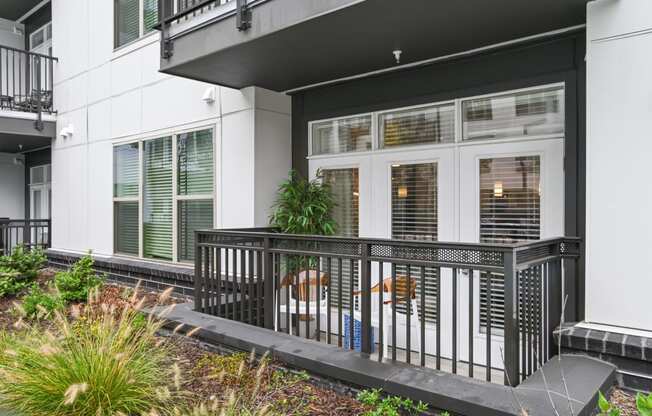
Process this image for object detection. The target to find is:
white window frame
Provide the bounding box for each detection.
[112,126,217,263]
[307,82,565,159]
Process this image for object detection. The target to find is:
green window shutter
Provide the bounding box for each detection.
[178,200,213,262]
[114,201,139,255]
[143,137,173,261]
[143,0,159,34]
[115,0,139,47]
[113,143,139,197]
[177,129,214,196]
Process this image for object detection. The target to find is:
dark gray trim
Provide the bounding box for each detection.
[557,323,652,391]
[47,249,195,297]
[158,0,587,92]
[291,31,587,321]
[22,4,51,51]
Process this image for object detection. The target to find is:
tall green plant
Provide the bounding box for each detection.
[270,170,336,236]
[0,292,177,416]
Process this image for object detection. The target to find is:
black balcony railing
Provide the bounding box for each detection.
[0,45,57,116]
[194,228,580,387]
[157,0,246,59]
[0,218,51,256]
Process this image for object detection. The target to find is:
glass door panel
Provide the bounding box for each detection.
[458,139,564,372]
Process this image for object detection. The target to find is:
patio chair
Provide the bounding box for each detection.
[275,269,329,333]
[353,275,421,359]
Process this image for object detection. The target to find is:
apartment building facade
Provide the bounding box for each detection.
[1,0,652,398]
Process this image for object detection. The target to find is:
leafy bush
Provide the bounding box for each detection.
[0,245,46,296]
[21,285,65,318]
[0,295,176,416]
[54,253,104,303]
[357,388,428,416]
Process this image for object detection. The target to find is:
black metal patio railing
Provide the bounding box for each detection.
[194,228,580,387]
[0,219,51,256]
[0,45,57,115]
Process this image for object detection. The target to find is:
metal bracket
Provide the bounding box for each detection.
[162,38,174,59]
[236,0,252,31]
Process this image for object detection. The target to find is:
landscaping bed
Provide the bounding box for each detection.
[0,248,435,416]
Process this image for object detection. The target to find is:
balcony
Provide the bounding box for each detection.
[193,228,581,387]
[0,44,57,152]
[158,0,588,92]
[0,218,51,256]
[0,45,56,115]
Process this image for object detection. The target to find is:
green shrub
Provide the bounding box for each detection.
[0,245,46,297]
[54,253,104,303]
[21,285,64,318]
[357,388,428,416]
[637,392,652,416]
[0,297,176,416]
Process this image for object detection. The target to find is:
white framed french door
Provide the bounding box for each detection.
[457,138,565,370]
[306,83,566,370]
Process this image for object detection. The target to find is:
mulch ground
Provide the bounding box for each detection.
[610,387,639,416]
[168,335,370,415]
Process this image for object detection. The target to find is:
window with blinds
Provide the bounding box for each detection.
[114,0,161,48]
[177,129,213,196]
[113,143,139,197]
[322,168,359,309]
[391,163,439,323]
[178,200,213,262]
[113,129,214,262]
[177,129,214,262]
[380,104,455,148]
[113,144,140,256]
[479,156,541,333]
[143,137,173,261]
[115,0,139,48]
[143,0,159,34]
[311,115,372,155]
[463,86,564,141]
[114,201,139,255]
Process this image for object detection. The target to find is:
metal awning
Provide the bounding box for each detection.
[160,0,588,92]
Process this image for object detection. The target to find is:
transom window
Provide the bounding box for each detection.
[112,128,214,262]
[309,84,564,156]
[114,0,160,48]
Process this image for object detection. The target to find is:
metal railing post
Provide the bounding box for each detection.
[360,241,372,355]
[46,219,52,248]
[263,236,274,329]
[159,0,173,59]
[548,241,563,359]
[34,57,43,131]
[503,249,520,386]
[194,231,203,312]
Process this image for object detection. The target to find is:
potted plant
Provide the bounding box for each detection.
[270,170,336,322]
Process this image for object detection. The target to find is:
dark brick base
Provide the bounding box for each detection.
[47,249,195,297]
[556,322,652,392]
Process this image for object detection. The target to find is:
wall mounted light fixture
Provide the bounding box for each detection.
[202,87,216,104]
